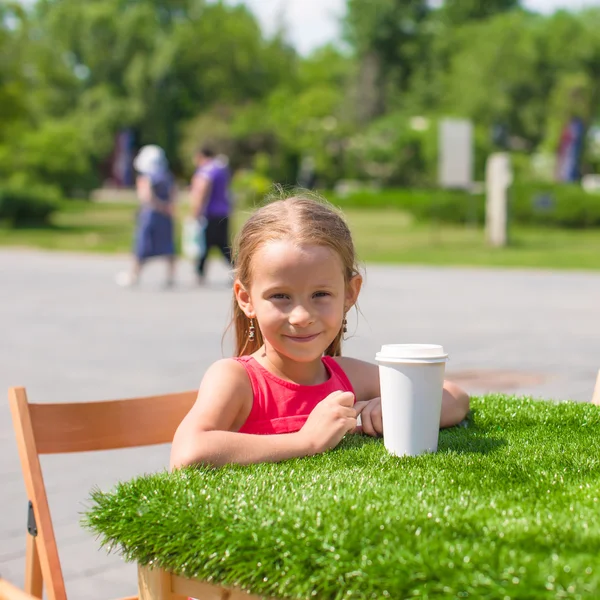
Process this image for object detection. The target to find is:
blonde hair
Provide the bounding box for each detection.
[230,192,360,357]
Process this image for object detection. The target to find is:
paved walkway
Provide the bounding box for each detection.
[1,249,599,597]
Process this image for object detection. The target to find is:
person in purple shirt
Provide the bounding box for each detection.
[190,146,233,283]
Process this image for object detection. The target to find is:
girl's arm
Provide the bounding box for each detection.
[170,359,362,469]
[439,379,471,428]
[335,357,470,434]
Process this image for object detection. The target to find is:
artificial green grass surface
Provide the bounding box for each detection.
[83,396,600,599]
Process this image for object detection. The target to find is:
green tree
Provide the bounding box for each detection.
[344,0,431,119]
[440,0,520,25]
[1,0,297,192]
[0,4,29,141]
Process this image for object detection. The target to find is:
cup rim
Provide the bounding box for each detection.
[375,343,448,363]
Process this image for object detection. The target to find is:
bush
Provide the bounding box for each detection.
[511,182,600,228]
[0,183,61,227]
[326,183,600,228]
[326,188,485,224]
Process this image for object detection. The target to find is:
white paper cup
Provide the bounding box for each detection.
[375,344,448,457]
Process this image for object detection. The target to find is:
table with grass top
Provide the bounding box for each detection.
[84,396,600,600]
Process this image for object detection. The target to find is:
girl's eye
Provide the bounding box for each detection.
[270,293,288,300]
[314,291,331,298]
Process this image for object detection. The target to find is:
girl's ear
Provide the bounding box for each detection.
[345,274,362,311]
[234,280,255,318]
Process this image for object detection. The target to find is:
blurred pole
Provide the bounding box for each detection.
[592,370,600,405]
[485,153,512,247]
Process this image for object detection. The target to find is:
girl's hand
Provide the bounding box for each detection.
[298,391,367,455]
[356,397,383,437]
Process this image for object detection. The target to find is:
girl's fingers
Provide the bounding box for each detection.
[372,407,383,435]
[353,400,370,415]
[361,403,377,437]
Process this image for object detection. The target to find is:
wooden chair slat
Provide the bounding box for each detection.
[28,391,196,454]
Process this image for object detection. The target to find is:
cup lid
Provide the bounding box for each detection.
[375,343,448,363]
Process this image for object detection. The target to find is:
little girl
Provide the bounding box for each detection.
[170,195,469,468]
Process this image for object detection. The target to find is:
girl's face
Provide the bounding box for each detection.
[235,240,361,364]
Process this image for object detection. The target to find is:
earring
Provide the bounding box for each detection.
[342,317,348,334]
[248,318,256,341]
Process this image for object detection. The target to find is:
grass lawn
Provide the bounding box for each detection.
[2,200,600,270]
[84,395,600,600]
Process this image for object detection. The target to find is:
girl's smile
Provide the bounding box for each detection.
[284,333,322,343]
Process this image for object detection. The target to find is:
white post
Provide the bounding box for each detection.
[592,370,600,405]
[485,152,513,247]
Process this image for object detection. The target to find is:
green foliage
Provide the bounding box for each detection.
[345,112,437,186]
[179,44,355,185]
[345,0,429,95]
[84,396,600,599]
[541,72,594,158]
[0,118,99,196]
[327,188,484,224]
[440,0,520,25]
[511,182,600,228]
[5,0,296,186]
[231,169,273,208]
[5,0,600,195]
[0,182,60,226]
[441,12,546,144]
[328,183,600,228]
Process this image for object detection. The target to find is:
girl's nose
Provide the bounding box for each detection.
[289,304,313,326]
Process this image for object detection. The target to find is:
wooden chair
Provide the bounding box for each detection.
[0,578,39,600]
[593,370,600,406]
[8,386,197,600]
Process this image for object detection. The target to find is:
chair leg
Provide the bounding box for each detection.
[25,535,43,599]
[593,369,600,406]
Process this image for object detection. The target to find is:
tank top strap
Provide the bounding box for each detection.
[322,356,354,394]
[231,355,261,399]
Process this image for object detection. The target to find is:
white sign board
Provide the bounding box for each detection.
[438,119,473,189]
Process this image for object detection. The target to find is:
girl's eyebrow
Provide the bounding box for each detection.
[262,285,287,294]
[262,283,336,294]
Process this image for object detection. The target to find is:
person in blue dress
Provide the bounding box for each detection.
[116,145,177,287]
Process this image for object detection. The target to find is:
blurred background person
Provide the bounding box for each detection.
[116,144,177,288]
[190,146,233,284]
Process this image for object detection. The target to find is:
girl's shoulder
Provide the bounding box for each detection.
[199,358,253,399]
[184,358,253,434]
[332,356,380,402]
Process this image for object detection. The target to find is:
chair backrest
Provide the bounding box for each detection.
[8,386,197,600]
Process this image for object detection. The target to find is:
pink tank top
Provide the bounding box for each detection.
[234,355,355,435]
